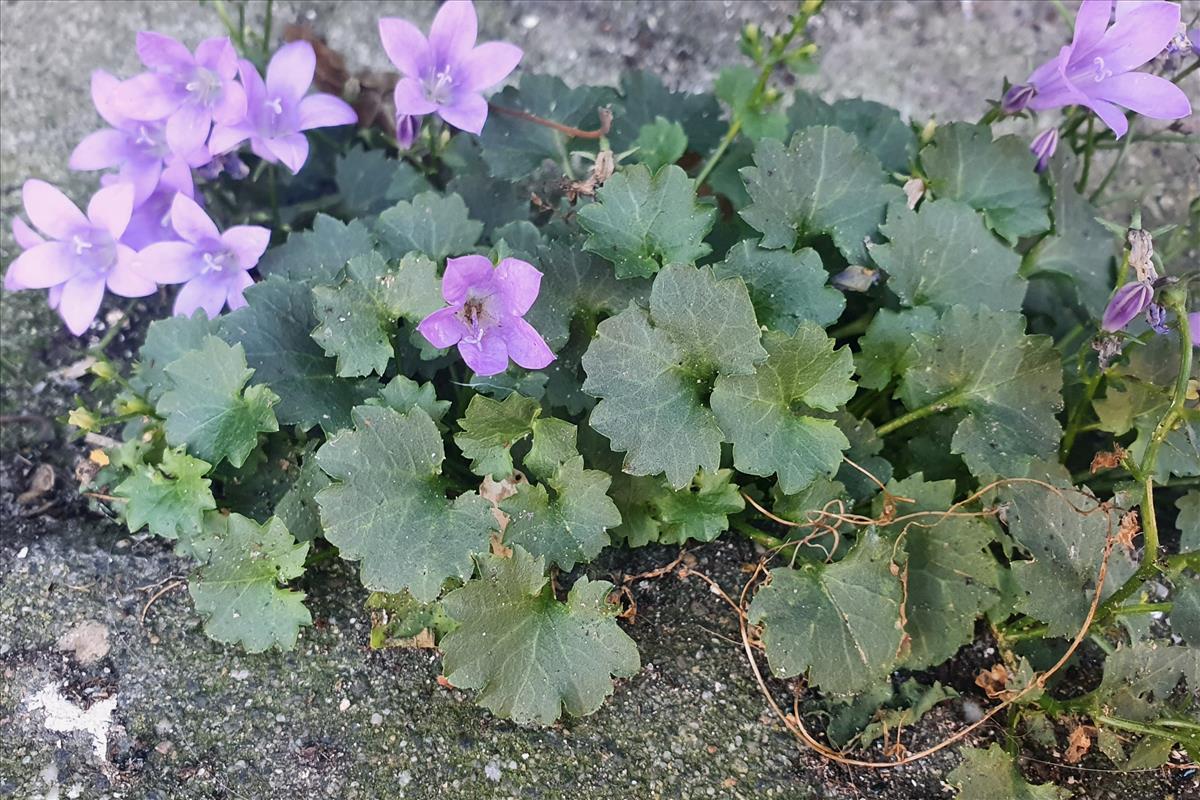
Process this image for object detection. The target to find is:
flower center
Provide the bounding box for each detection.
[458,294,496,345]
[71,229,118,275]
[266,97,284,115]
[72,235,93,256]
[423,67,455,105]
[201,249,233,274]
[1091,56,1113,83]
[185,67,223,106]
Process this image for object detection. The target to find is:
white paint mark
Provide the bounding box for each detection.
[26,683,117,760]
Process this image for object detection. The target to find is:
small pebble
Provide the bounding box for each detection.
[370,712,383,726]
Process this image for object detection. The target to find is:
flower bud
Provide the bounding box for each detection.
[1001,83,1036,115]
[1030,128,1058,173]
[68,407,99,432]
[1101,281,1154,332]
[88,360,118,382]
[801,0,824,16]
[117,397,153,416]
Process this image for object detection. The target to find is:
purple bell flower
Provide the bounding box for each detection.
[4,181,154,336]
[1030,128,1059,172]
[134,194,269,319]
[417,255,555,376]
[396,114,422,149]
[1101,280,1154,332]
[70,70,186,204]
[209,41,358,174]
[1022,0,1191,138]
[114,33,247,165]
[379,0,523,135]
[118,159,196,250]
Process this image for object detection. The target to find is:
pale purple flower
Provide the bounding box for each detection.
[4,181,154,336]
[196,151,249,181]
[396,114,422,149]
[118,158,196,250]
[1101,280,1154,331]
[8,216,66,311]
[114,33,247,165]
[1030,128,1059,172]
[417,255,555,376]
[1189,312,1200,346]
[1145,302,1170,335]
[208,41,357,174]
[1021,0,1191,138]
[134,194,269,318]
[1002,83,1037,115]
[378,0,523,135]
[70,70,186,204]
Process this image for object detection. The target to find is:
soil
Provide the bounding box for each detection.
[2,2,1199,799]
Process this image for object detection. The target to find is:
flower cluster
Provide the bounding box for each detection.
[6,33,355,334]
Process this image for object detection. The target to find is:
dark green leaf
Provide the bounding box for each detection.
[335,146,431,216]
[369,375,451,426]
[1171,575,1200,645]
[316,405,494,602]
[114,447,215,545]
[578,164,715,279]
[525,417,579,482]
[788,91,916,173]
[1178,492,1200,552]
[133,311,214,403]
[274,443,330,544]
[632,117,688,172]
[440,546,640,725]
[854,306,938,391]
[740,127,904,263]
[256,214,374,284]
[610,469,744,547]
[713,241,844,332]
[453,392,542,479]
[609,70,724,155]
[375,191,483,261]
[948,744,1068,800]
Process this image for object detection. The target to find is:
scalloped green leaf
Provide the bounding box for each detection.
[501,456,620,570]
[740,126,904,263]
[578,164,715,279]
[1098,640,1200,721]
[948,744,1068,800]
[582,263,767,488]
[219,278,373,433]
[712,324,856,493]
[478,74,616,179]
[525,417,579,482]
[788,91,916,173]
[869,198,1026,312]
[133,310,214,403]
[609,70,724,155]
[854,306,939,391]
[369,375,451,426]
[713,241,845,332]
[440,546,640,725]
[920,122,1051,244]
[311,251,443,377]
[335,146,431,216]
[749,528,904,697]
[189,513,311,653]
[453,392,542,480]
[114,447,215,544]
[610,469,744,547]
[375,191,483,261]
[315,405,495,602]
[256,213,374,285]
[158,336,279,469]
[273,443,330,544]
[633,117,688,172]
[1179,492,1200,552]
[898,306,1062,478]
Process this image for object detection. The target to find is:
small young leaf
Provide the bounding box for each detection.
[133,311,214,403]
[114,447,215,544]
[582,263,767,488]
[633,117,688,172]
[740,126,904,263]
[789,91,916,173]
[256,214,374,285]
[714,66,788,141]
[158,337,279,469]
[712,324,856,493]
[920,122,1051,244]
[610,469,744,547]
[316,405,495,602]
[369,375,451,426]
[454,392,542,479]
[899,306,1063,479]
[219,277,374,433]
[948,744,1068,800]
[525,417,579,482]
[189,513,311,653]
[501,456,621,570]
[578,164,715,279]
[440,546,640,725]
[375,191,483,261]
[749,529,904,697]
[870,199,1026,312]
[713,241,845,332]
[311,251,443,377]
[609,70,724,155]
[854,306,938,391]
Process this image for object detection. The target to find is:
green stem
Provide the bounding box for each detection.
[209,0,244,50]
[828,312,874,340]
[875,391,964,437]
[1075,115,1095,193]
[694,119,742,187]
[1000,602,1172,642]
[261,0,274,61]
[731,518,788,551]
[1095,714,1187,741]
[1090,132,1193,149]
[1060,371,1103,460]
[89,298,139,354]
[1088,117,1135,203]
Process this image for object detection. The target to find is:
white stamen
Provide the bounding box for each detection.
[266,97,284,115]
[424,68,455,104]
[72,235,93,255]
[135,125,157,147]
[1092,56,1113,82]
[201,251,228,274]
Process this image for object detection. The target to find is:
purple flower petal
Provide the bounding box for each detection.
[5,242,80,289]
[48,283,64,310]
[89,70,125,128]
[87,183,135,240]
[437,92,488,134]
[1090,71,1191,120]
[170,193,220,244]
[455,42,523,92]
[1089,1,1180,74]
[135,241,199,283]
[173,274,227,319]
[429,0,478,66]
[69,129,129,171]
[212,79,247,126]
[378,17,431,78]
[394,78,440,116]
[494,258,542,316]
[194,36,238,78]
[458,333,509,377]
[264,133,310,174]
[116,73,183,121]
[136,31,194,71]
[297,93,357,130]
[12,217,45,250]
[266,41,316,105]
[119,155,165,204]
[1189,312,1200,346]
[166,103,212,162]
[396,114,422,149]
[1101,280,1154,331]
[23,180,88,240]
[208,122,253,155]
[1070,0,1113,55]
[106,246,158,297]
[499,317,555,370]
[442,255,496,304]
[1030,128,1059,172]
[417,306,468,348]
[1082,97,1130,137]
[225,271,254,311]
[221,226,271,268]
[59,274,107,336]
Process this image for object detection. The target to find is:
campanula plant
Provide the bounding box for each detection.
[4,0,1198,792]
